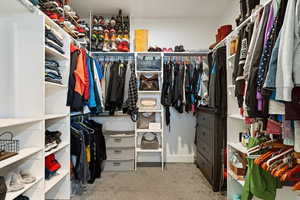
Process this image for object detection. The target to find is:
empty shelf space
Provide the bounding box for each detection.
[0,118,43,128]
[45,142,69,157]
[0,147,42,169]
[45,169,69,193]
[45,81,67,89]
[44,114,69,120]
[228,142,248,154]
[45,46,69,60]
[228,169,245,186]
[5,177,43,200]
[136,129,162,133]
[228,114,244,120]
[136,148,162,152]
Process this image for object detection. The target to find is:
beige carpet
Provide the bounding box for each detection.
[71,164,226,200]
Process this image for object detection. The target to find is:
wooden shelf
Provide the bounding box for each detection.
[136,148,162,152]
[45,169,69,193]
[0,147,42,169]
[44,114,69,120]
[45,142,69,157]
[5,177,43,200]
[228,142,248,154]
[45,46,69,60]
[0,118,43,128]
[45,81,67,89]
[136,129,162,133]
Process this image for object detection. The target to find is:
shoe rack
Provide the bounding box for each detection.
[0,1,70,199]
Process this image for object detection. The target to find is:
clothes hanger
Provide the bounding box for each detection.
[267,148,294,167]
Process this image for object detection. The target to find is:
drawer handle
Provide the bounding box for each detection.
[113,162,121,166]
[114,138,122,142]
[202,131,206,136]
[114,150,122,154]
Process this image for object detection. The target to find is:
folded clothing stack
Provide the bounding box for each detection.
[45,25,65,54]
[45,59,62,84]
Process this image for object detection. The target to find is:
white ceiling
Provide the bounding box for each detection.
[71,0,232,19]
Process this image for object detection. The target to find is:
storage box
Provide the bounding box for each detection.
[135,29,148,52]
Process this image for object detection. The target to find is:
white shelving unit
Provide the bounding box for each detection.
[0,1,71,199]
[134,52,164,171]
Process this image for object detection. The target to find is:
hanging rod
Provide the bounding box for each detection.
[164,51,209,56]
[92,52,135,57]
[211,0,272,52]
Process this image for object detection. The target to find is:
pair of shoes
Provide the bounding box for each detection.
[45,130,62,152]
[5,172,36,192]
[14,195,30,200]
[162,48,173,52]
[174,45,185,52]
[148,46,162,52]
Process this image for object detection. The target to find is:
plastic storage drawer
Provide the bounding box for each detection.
[106,147,135,160]
[104,160,134,171]
[105,134,135,148]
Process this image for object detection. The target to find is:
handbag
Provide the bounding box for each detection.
[0,176,7,200]
[0,131,19,161]
[266,119,282,135]
[139,74,159,91]
[137,112,155,129]
[139,98,157,109]
[141,132,160,149]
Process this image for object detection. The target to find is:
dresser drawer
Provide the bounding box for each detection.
[104,160,134,171]
[196,126,213,148]
[196,138,213,161]
[105,134,134,148]
[197,113,213,128]
[107,147,134,160]
[196,151,213,183]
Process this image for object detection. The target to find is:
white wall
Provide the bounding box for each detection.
[130,17,220,50]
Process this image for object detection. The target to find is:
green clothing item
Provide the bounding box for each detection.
[242,138,282,200]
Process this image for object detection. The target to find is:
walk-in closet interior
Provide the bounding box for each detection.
[0,0,300,199]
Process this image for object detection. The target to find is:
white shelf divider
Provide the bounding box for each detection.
[45,46,69,60]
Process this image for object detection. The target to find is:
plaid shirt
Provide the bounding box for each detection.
[124,63,138,121]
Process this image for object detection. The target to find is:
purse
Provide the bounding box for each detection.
[139,74,159,91]
[139,98,157,109]
[0,176,7,200]
[137,112,155,129]
[141,132,160,149]
[266,119,282,135]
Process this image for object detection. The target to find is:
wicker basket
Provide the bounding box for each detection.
[0,131,19,161]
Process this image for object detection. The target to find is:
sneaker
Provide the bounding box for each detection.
[110,29,116,41]
[103,41,110,52]
[104,29,109,41]
[122,41,129,52]
[5,173,24,192]
[111,41,117,51]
